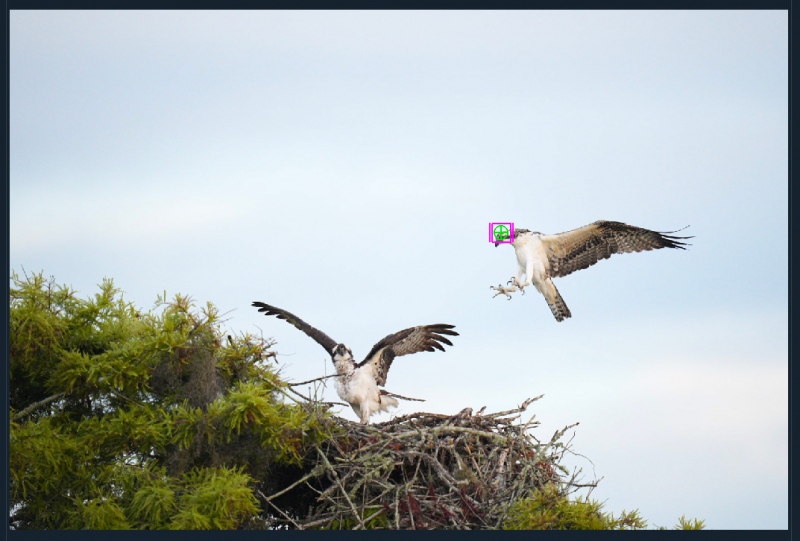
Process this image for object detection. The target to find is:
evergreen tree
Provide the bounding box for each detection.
[9,270,333,529]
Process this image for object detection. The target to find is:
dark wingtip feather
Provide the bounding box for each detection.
[659,228,694,250]
[252,301,272,313]
[252,301,290,320]
[427,326,457,351]
[428,324,459,336]
[434,336,454,347]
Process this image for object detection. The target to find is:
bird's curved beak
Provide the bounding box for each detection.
[494,242,501,247]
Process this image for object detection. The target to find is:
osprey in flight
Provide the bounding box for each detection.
[252,302,458,424]
[491,220,691,322]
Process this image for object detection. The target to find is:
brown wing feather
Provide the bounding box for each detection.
[251,301,338,355]
[541,220,692,278]
[359,324,458,386]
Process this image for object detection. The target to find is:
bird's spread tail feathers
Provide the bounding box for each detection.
[371,389,400,413]
[378,393,400,411]
[355,392,400,424]
[545,280,572,322]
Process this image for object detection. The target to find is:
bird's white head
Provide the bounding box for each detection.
[331,343,354,364]
[331,343,355,375]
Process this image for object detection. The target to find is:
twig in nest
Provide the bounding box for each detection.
[315,446,366,530]
[282,383,348,407]
[262,467,324,502]
[288,374,339,387]
[484,395,543,418]
[258,489,302,530]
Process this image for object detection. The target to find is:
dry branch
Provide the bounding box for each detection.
[287,374,339,387]
[11,392,65,421]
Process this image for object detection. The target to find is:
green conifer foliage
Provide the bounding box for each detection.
[9,271,333,530]
[503,485,647,530]
[503,485,705,530]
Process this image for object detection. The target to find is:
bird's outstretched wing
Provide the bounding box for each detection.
[252,302,338,354]
[540,220,692,278]
[358,324,458,386]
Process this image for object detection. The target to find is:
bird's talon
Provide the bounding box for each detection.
[490,283,514,300]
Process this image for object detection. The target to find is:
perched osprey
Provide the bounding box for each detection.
[252,302,458,424]
[491,220,691,322]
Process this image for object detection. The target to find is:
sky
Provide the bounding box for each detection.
[9,10,788,530]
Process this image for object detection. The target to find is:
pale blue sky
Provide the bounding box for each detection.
[10,10,787,529]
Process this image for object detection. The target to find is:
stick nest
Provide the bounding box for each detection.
[260,395,593,530]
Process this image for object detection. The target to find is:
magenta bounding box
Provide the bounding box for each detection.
[489,222,514,244]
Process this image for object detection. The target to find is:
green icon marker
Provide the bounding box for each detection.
[493,224,510,242]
